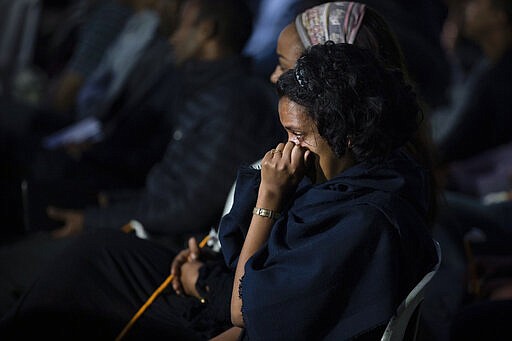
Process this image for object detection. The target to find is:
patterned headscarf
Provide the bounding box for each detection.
[295,2,366,48]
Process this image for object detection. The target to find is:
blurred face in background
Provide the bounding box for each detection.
[270,23,304,84]
[169,0,205,64]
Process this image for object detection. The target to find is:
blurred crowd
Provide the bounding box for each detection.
[0,0,511,339]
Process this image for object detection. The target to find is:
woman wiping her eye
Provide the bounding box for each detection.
[222,42,438,340]
[0,3,439,341]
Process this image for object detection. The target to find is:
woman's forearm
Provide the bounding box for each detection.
[230,189,282,327]
[230,141,303,327]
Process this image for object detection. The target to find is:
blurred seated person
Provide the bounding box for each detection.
[425,2,512,336]
[47,0,172,115]
[23,35,180,232]
[430,0,512,167]
[0,0,280,317]
[37,0,281,241]
[427,0,512,284]
[26,0,184,191]
[0,0,132,125]
[1,0,184,235]
[0,0,180,177]
[428,0,512,258]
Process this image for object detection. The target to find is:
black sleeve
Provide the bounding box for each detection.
[84,80,277,235]
[195,257,234,328]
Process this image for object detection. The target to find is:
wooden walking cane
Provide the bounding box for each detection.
[115,234,211,341]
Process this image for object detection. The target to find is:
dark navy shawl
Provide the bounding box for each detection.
[219,149,437,340]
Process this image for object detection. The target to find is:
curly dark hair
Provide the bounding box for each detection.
[276,42,421,163]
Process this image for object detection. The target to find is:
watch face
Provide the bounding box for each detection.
[253,207,280,220]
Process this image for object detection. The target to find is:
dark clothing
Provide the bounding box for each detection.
[359,0,450,109]
[450,299,512,341]
[220,149,438,340]
[83,56,282,239]
[20,37,179,232]
[435,48,512,164]
[66,1,132,77]
[0,150,436,339]
[0,229,233,340]
[0,55,279,318]
[33,36,177,184]
[446,141,512,198]
[0,232,79,316]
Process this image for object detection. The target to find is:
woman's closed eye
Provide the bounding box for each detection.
[288,131,305,144]
[292,131,304,140]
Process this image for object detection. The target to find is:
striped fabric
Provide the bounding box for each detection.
[295,1,366,48]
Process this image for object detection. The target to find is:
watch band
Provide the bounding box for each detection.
[252,207,281,220]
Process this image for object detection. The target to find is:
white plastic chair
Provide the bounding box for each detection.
[381,239,442,341]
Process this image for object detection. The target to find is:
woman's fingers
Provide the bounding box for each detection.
[264,141,308,171]
[261,141,308,193]
[281,141,295,162]
[269,142,286,159]
[275,142,286,152]
[304,149,311,164]
[290,143,306,169]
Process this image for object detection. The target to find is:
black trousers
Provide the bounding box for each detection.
[0,229,225,340]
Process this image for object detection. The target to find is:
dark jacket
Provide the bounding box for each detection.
[84,55,282,237]
[79,36,178,187]
[25,36,178,200]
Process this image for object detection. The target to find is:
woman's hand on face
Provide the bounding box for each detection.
[259,141,310,207]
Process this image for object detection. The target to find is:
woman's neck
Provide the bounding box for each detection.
[318,153,356,182]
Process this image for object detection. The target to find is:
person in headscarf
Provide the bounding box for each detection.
[271,1,408,82]
[0,3,438,340]
[296,1,366,46]
[273,1,439,223]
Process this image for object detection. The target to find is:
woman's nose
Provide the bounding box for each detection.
[288,136,299,145]
[270,66,282,84]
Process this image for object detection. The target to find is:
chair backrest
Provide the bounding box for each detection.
[381,239,442,341]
